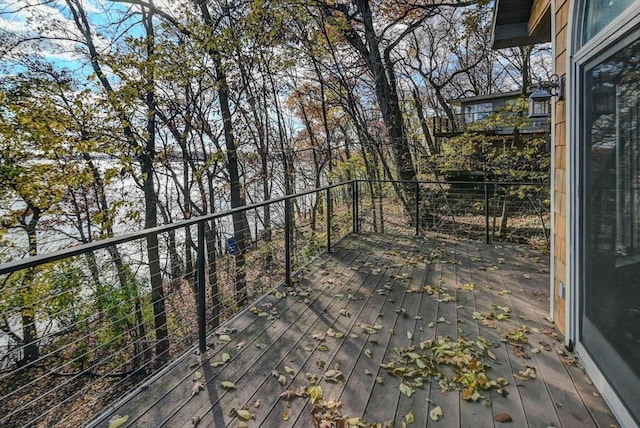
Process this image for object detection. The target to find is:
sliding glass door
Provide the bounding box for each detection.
[582,34,640,423]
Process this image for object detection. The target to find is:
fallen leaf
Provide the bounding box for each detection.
[494,413,513,423]
[282,411,290,421]
[222,353,231,363]
[211,361,225,368]
[407,331,413,340]
[365,349,373,358]
[323,369,344,383]
[221,381,237,390]
[108,415,129,428]
[191,415,201,426]
[254,399,261,408]
[430,406,443,421]
[317,344,329,351]
[219,334,231,341]
[193,371,202,381]
[285,365,296,375]
[189,361,200,370]
[515,367,537,380]
[280,388,305,400]
[462,390,482,402]
[306,372,319,384]
[406,411,415,424]
[307,385,323,404]
[399,382,415,397]
[278,374,287,385]
[234,409,254,421]
[192,381,205,396]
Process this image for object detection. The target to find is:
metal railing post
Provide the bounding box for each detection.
[415,182,420,236]
[352,181,359,233]
[196,221,207,354]
[326,187,332,253]
[284,198,292,287]
[484,183,490,244]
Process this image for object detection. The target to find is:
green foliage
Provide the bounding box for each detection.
[301,230,325,262]
[437,98,550,183]
[328,153,366,182]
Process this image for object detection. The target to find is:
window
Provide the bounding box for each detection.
[581,0,635,45]
[463,102,493,123]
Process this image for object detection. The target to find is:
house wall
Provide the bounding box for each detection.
[553,0,569,334]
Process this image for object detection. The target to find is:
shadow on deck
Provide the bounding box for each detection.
[90,233,618,427]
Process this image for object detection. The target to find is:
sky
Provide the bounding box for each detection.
[0,0,146,79]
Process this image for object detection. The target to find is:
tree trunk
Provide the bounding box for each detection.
[19,208,41,366]
[142,9,169,368]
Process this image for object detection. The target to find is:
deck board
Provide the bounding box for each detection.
[90,233,620,428]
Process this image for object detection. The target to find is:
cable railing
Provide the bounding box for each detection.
[0,179,549,427]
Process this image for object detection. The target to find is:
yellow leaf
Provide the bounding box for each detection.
[405,411,415,423]
[221,381,236,390]
[108,415,129,428]
[430,406,443,421]
[235,409,253,421]
[307,385,323,404]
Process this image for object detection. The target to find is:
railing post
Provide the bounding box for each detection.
[196,221,207,354]
[326,187,332,253]
[415,181,420,236]
[352,181,359,233]
[484,183,490,244]
[284,197,292,287]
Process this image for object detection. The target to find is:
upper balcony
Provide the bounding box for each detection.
[433,91,551,137]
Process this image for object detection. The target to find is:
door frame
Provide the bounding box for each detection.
[567,3,640,426]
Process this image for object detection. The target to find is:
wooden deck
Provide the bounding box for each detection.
[90,233,618,427]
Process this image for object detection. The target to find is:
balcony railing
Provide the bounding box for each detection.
[0,180,549,427]
[432,112,551,136]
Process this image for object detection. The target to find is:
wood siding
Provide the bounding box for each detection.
[554,0,569,334]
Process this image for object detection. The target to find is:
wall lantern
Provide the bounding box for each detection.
[591,78,616,117]
[528,74,565,118]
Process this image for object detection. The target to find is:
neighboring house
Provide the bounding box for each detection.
[492,1,640,426]
[432,91,550,181]
[442,91,551,135]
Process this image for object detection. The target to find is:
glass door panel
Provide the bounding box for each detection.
[583,37,640,423]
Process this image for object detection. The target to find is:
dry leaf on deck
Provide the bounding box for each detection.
[220,381,237,390]
[494,413,513,423]
[108,415,129,428]
[430,406,443,421]
[191,381,205,396]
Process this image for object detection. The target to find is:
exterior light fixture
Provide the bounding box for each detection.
[528,74,565,118]
[591,72,616,117]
